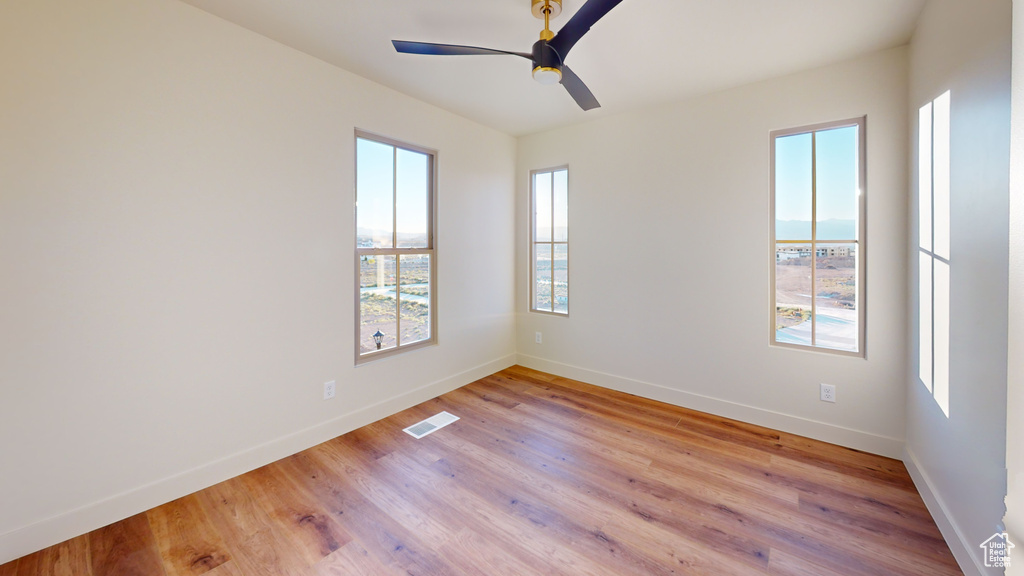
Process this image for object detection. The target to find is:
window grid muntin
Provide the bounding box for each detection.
[531,167,568,316]
[355,131,435,362]
[771,117,865,356]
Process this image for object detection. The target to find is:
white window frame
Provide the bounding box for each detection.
[530,166,569,316]
[770,117,867,357]
[354,130,437,363]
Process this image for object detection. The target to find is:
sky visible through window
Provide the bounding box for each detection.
[356,138,429,248]
[775,127,860,239]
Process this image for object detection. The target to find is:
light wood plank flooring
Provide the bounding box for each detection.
[1,366,962,575]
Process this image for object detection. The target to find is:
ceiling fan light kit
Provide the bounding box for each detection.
[392,0,625,111]
[532,66,562,85]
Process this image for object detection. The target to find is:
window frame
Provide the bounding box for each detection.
[354,130,438,364]
[530,165,570,316]
[769,116,867,357]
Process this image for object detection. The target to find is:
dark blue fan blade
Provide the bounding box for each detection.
[393,40,532,59]
[560,65,600,110]
[549,0,625,59]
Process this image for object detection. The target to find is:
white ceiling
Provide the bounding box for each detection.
[177,0,927,136]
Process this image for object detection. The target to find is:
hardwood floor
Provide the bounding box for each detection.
[1,366,962,575]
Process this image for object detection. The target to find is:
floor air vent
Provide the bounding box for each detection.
[403,411,459,439]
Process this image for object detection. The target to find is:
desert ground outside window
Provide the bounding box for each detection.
[771,117,866,356]
[355,131,436,362]
[531,167,569,315]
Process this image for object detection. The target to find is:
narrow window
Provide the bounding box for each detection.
[356,132,435,361]
[771,118,866,355]
[531,167,568,315]
[918,92,951,416]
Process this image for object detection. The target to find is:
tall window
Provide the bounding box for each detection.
[355,132,435,361]
[919,92,951,416]
[531,167,568,315]
[771,117,865,355]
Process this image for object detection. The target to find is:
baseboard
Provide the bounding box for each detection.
[903,447,987,576]
[0,353,516,566]
[516,354,905,459]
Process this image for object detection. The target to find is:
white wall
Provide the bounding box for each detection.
[1006,2,1023,574]
[0,0,516,563]
[516,47,910,457]
[904,1,1012,574]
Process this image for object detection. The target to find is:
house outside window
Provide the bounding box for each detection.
[531,167,569,315]
[771,117,866,356]
[355,131,436,361]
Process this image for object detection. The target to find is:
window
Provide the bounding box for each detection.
[531,167,568,314]
[355,132,435,360]
[918,92,950,416]
[771,118,865,355]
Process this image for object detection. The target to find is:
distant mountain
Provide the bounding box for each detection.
[775,219,856,241]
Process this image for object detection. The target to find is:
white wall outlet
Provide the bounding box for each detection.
[535,331,543,344]
[324,380,336,400]
[820,383,836,403]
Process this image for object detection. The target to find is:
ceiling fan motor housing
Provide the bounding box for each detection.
[531,40,561,71]
[531,39,563,84]
[532,39,565,83]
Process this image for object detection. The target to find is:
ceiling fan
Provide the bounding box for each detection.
[392,0,625,111]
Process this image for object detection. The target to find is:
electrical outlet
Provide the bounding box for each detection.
[820,383,836,403]
[535,331,543,344]
[324,380,336,400]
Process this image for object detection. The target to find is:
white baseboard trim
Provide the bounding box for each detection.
[516,354,905,459]
[902,447,986,576]
[0,353,516,565]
